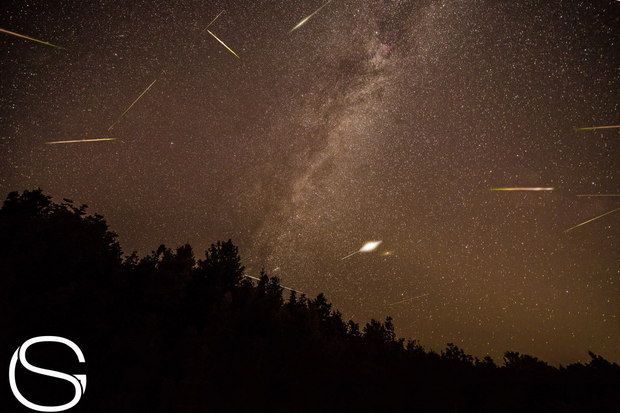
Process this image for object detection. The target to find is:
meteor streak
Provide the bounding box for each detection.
[341,240,383,260]
[202,10,225,32]
[389,293,429,306]
[575,125,620,132]
[564,207,620,233]
[206,30,240,59]
[290,0,332,33]
[108,78,158,131]
[46,138,116,145]
[0,27,64,49]
[243,274,304,294]
[577,194,620,197]
[491,187,554,192]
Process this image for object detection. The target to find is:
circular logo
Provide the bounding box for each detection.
[9,336,86,412]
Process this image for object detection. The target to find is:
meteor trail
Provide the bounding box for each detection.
[575,125,620,132]
[46,138,116,145]
[0,27,64,49]
[108,78,158,131]
[243,274,304,294]
[564,207,620,233]
[577,194,620,197]
[389,293,430,306]
[202,11,225,32]
[206,29,240,59]
[491,187,554,192]
[290,0,332,33]
[341,240,383,260]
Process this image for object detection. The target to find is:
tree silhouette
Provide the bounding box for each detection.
[1,189,619,413]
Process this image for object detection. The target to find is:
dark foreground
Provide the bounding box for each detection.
[1,189,618,412]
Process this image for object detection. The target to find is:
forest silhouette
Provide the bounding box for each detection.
[1,189,618,412]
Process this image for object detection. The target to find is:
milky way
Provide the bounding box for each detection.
[1,0,618,364]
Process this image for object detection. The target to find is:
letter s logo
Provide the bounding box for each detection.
[9,336,86,412]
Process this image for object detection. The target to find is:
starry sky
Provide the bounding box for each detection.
[1,0,618,364]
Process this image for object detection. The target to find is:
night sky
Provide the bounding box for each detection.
[1,0,618,364]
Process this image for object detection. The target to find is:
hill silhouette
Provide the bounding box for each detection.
[1,189,618,412]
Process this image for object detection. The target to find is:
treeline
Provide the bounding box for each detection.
[1,189,618,412]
